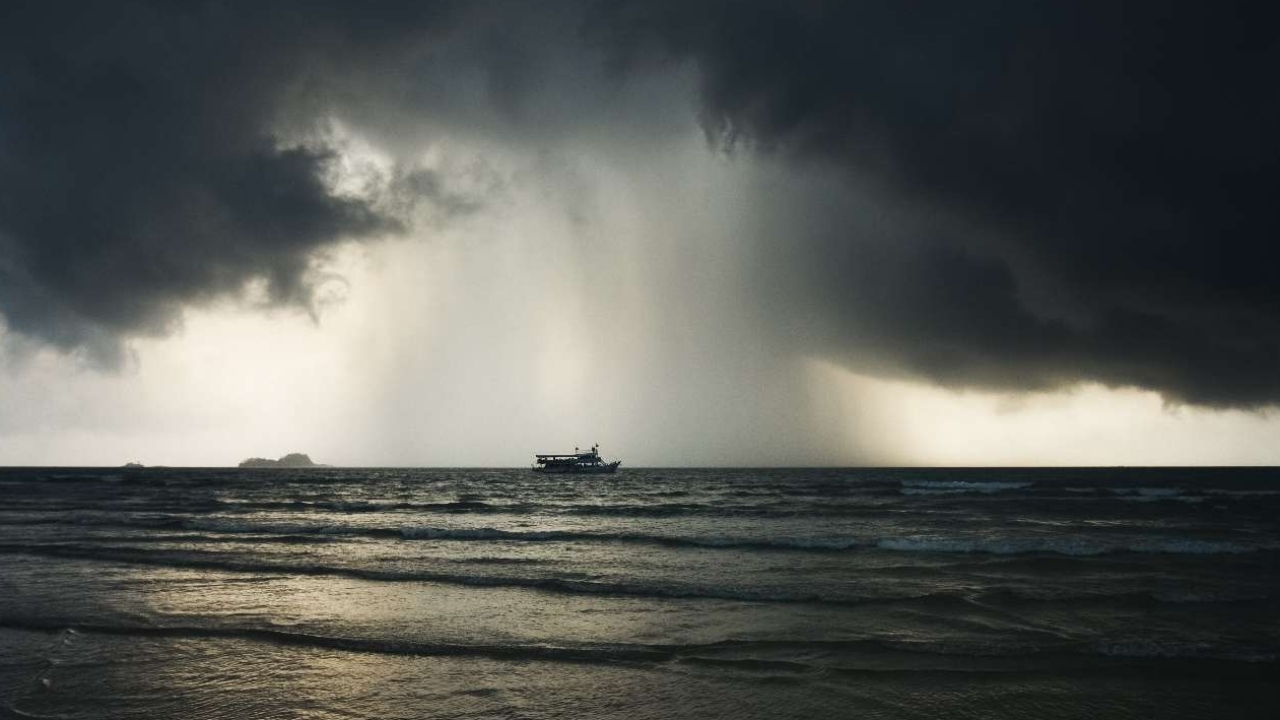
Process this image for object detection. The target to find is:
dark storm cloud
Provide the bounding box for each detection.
[0,0,679,367]
[593,1,1280,406]
[0,1,466,365]
[4,1,1279,409]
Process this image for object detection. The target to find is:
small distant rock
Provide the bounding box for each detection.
[238,453,329,468]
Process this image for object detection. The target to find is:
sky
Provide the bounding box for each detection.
[2,1,1279,466]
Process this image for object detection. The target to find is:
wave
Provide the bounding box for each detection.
[0,619,919,670]
[218,498,623,516]
[39,473,125,483]
[876,536,1273,556]
[1123,495,1207,504]
[402,526,1278,558]
[209,497,906,519]
[1094,640,1276,663]
[174,519,870,551]
[396,525,866,551]
[10,512,1275,558]
[900,480,1032,495]
[1105,487,1200,503]
[3,619,1273,668]
[0,542,947,606]
[400,526,568,541]
[213,499,525,514]
[1107,487,1183,497]
[1,502,910,527]
[3,543,1276,611]
[183,518,377,536]
[0,618,681,664]
[1204,489,1280,498]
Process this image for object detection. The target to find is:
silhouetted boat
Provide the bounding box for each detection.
[532,444,621,474]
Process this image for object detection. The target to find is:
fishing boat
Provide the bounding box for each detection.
[532,444,621,474]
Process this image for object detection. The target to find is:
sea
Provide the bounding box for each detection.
[1,466,1277,719]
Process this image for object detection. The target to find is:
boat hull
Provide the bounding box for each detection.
[531,462,621,474]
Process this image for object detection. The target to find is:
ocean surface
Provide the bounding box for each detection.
[1,466,1277,719]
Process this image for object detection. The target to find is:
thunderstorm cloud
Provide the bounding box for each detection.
[2,1,1278,407]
